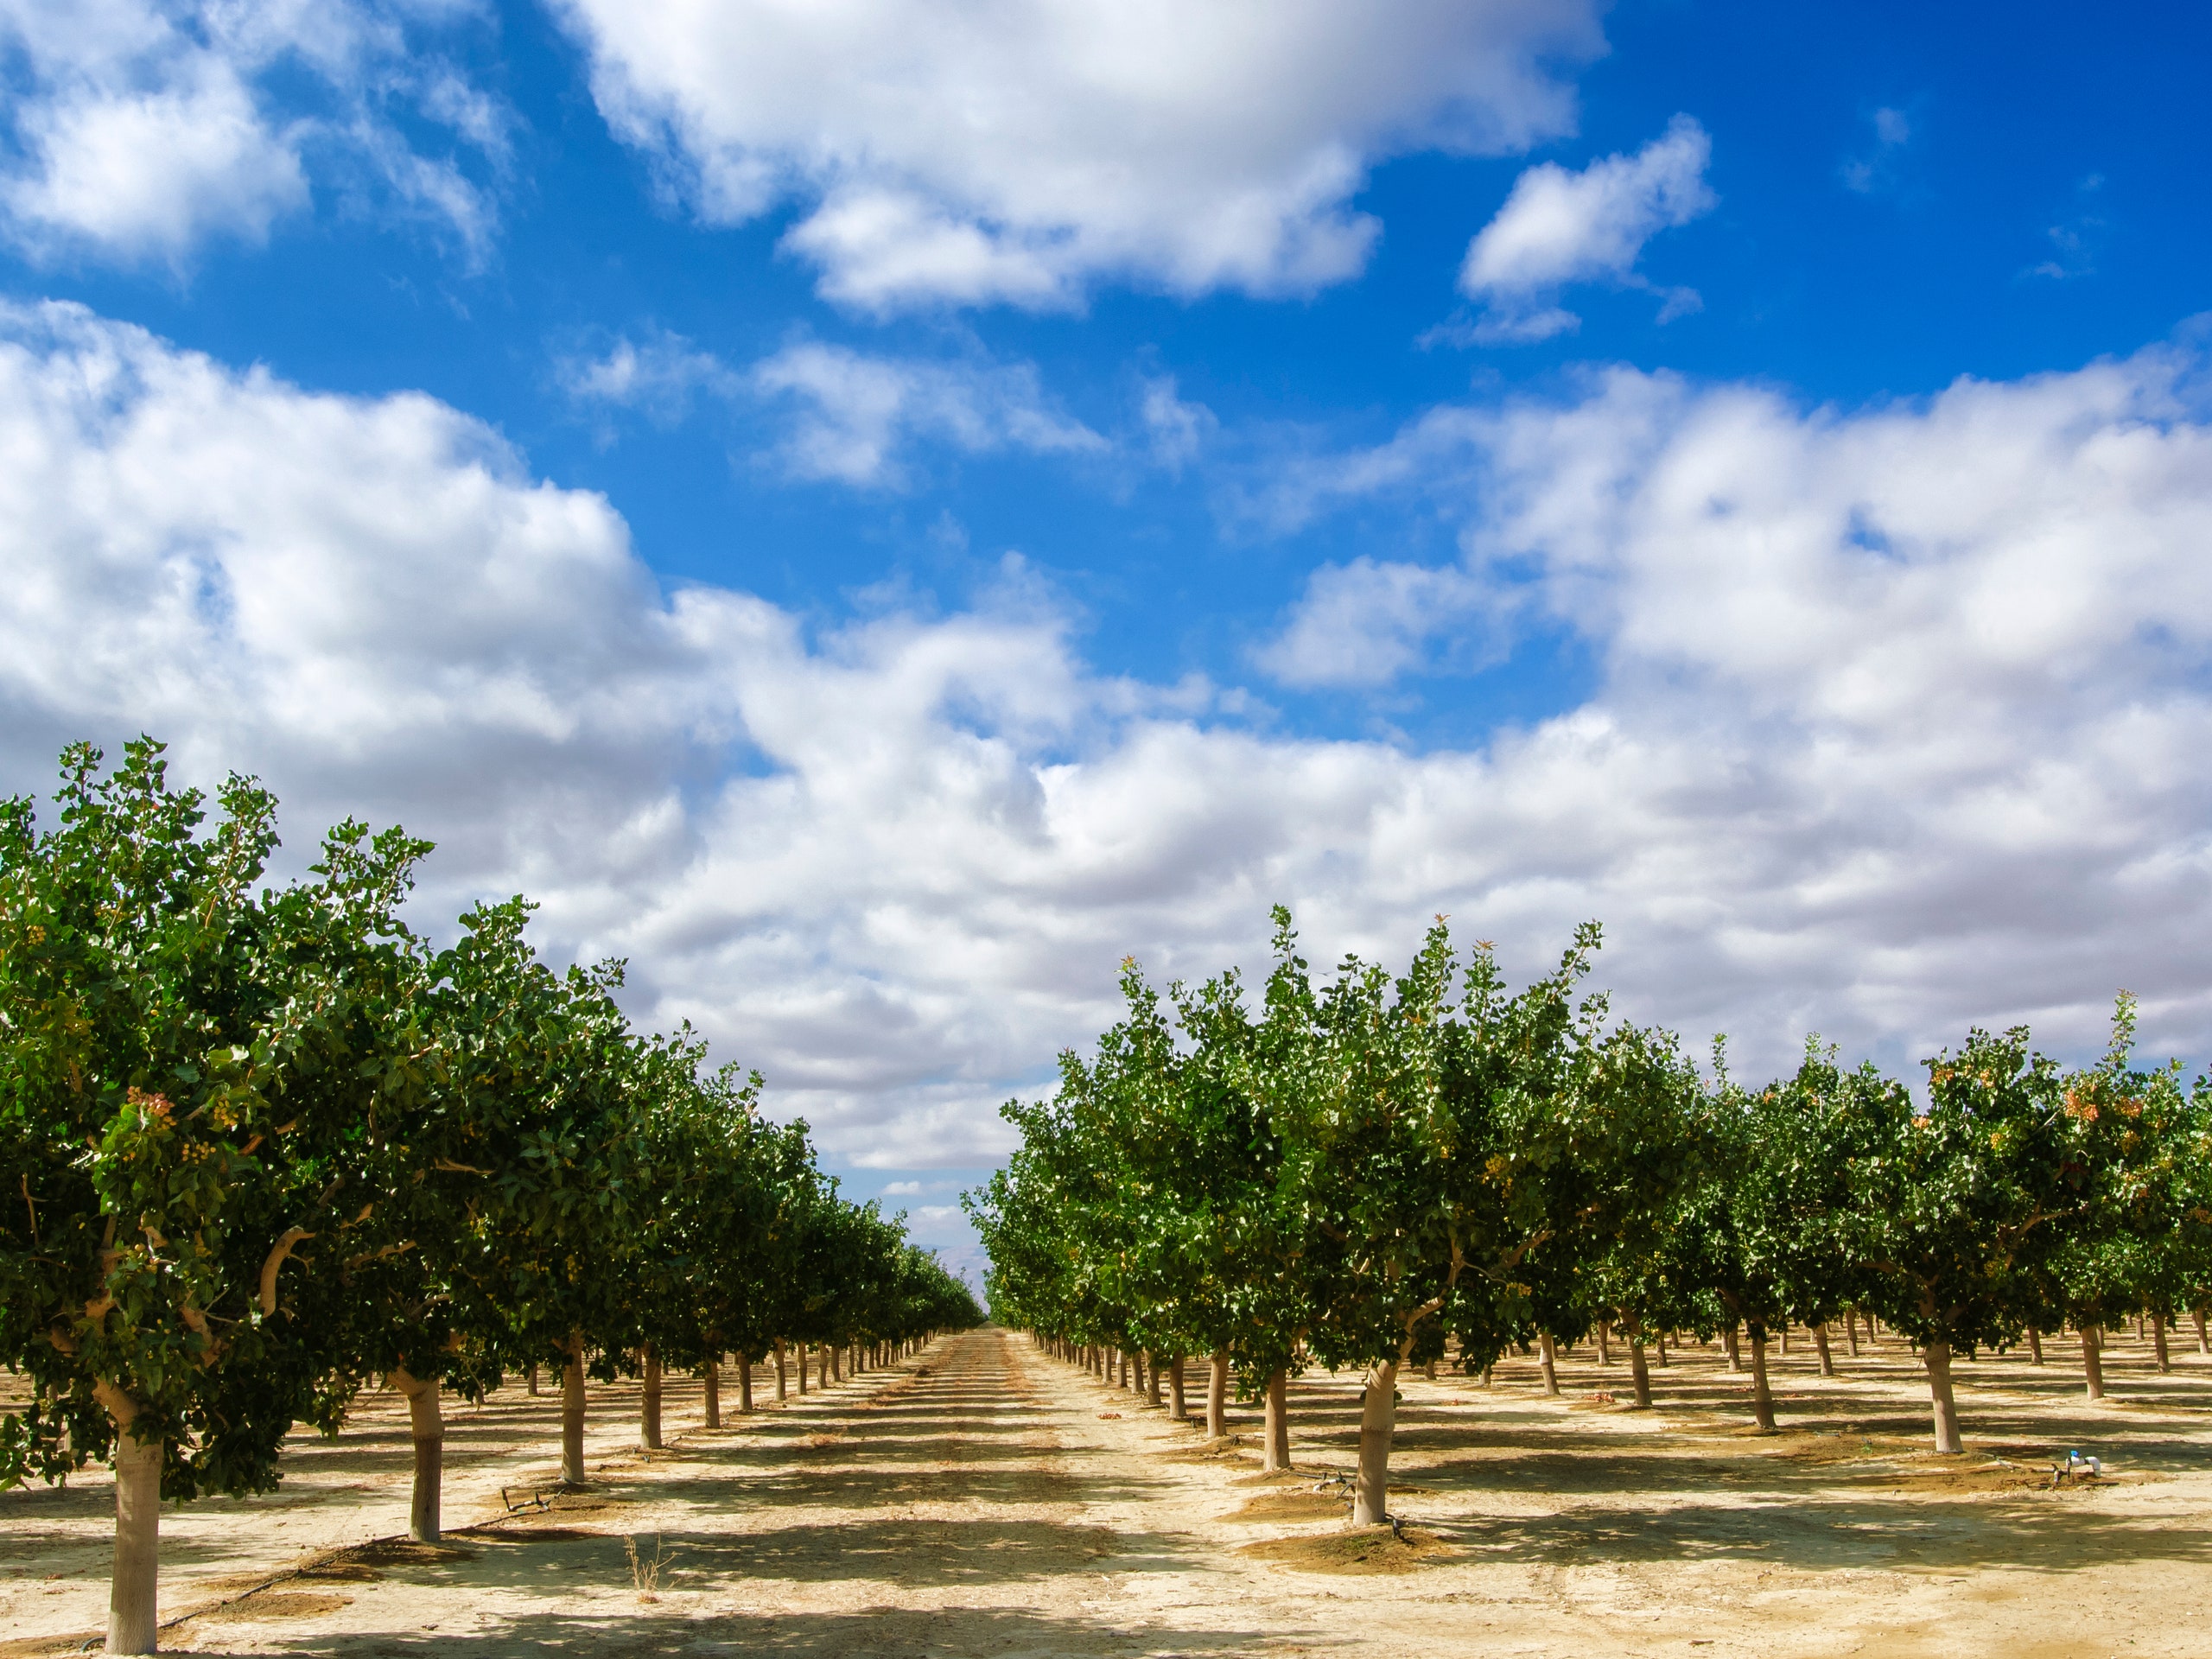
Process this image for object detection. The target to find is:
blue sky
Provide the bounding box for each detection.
[3,0,2211,1275]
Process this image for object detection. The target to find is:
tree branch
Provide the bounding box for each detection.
[258,1226,315,1315]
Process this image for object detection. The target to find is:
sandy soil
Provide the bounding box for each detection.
[3,1325,2207,1658]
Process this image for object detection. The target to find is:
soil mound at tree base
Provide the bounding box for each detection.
[1240,1523,1452,1573]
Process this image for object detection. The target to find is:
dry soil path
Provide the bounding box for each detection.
[4,1325,2209,1658]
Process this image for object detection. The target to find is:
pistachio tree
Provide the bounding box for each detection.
[0,742,429,1651]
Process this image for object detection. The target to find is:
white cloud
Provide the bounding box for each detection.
[547,0,1607,310]
[750,340,1106,486]
[1457,114,1714,340]
[0,0,508,264]
[556,327,740,426]
[1255,557,1508,689]
[9,302,2212,1176]
[1138,375,1217,472]
[1840,105,1912,195]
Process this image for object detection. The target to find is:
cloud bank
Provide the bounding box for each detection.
[6,302,2212,1169]
[549,0,1607,309]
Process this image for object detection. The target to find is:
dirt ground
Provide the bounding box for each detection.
[3,1324,2206,1658]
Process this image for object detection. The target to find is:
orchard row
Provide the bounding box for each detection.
[1,741,982,1654]
[968,908,2212,1530]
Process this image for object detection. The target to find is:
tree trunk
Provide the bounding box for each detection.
[1723,1325,1742,1372]
[1261,1368,1290,1472]
[1168,1356,1187,1421]
[390,1367,444,1543]
[1845,1312,1860,1357]
[1146,1354,1163,1407]
[1779,1322,1789,1356]
[1923,1338,1964,1454]
[1597,1321,1611,1364]
[702,1357,721,1429]
[1537,1332,1560,1395]
[527,1363,540,1396]
[2082,1326,2105,1400]
[641,1344,664,1450]
[2153,1313,2171,1372]
[774,1339,788,1402]
[1813,1323,1835,1376]
[1423,1357,1437,1380]
[1206,1350,1230,1439]
[1130,1350,1144,1394]
[561,1335,588,1485]
[1654,1330,1669,1367]
[798,1344,809,1394]
[2196,1308,2209,1355]
[99,1384,160,1656]
[1629,1334,1652,1408]
[1747,1323,1776,1431]
[1351,1360,1399,1527]
[739,1353,754,1413]
[2027,1327,2043,1364]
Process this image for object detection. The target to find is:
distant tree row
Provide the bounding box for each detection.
[967,908,2212,1531]
[0,740,981,1655]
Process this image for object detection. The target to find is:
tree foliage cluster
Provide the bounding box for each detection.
[967,908,2212,1526]
[0,741,980,1653]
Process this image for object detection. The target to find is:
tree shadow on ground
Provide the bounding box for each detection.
[212,1602,1290,1659]
[1426,1495,2212,1574]
[426,1515,1200,1595]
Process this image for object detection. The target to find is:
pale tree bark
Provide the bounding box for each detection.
[1654,1330,1669,1367]
[1923,1338,1964,1454]
[97,1382,160,1656]
[527,1363,540,1396]
[641,1343,664,1450]
[2196,1308,2209,1355]
[1629,1334,1652,1408]
[1350,1360,1399,1527]
[2152,1313,2171,1372]
[389,1366,444,1542]
[738,1353,754,1413]
[1537,1332,1560,1395]
[1206,1350,1230,1439]
[1145,1354,1162,1407]
[1813,1323,1835,1377]
[2082,1326,2105,1399]
[1845,1312,1860,1357]
[1746,1324,1776,1432]
[1597,1322,1611,1365]
[1260,1368,1290,1472]
[702,1357,721,1428]
[1778,1322,1789,1357]
[1168,1356,1187,1421]
[561,1335,589,1485]
[1723,1325,1742,1373]
[1129,1350,1143,1394]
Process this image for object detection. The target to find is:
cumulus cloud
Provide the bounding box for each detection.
[1255,557,1508,689]
[547,0,1606,310]
[1456,114,1714,340]
[0,0,508,264]
[749,340,1107,486]
[8,301,2212,1172]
